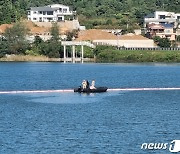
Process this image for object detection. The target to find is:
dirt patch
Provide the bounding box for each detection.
[0,24,13,34]
[76,29,118,41]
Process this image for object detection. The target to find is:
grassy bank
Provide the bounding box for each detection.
[1,50,180,63]
[0,55,60,62]
[96,48,180,63]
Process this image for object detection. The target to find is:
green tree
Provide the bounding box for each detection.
[0,37,8,57]
[33,35,44,46]
[154,37,171,48]
[177,35,180,42]
[158,38,171,48]
[66,29,78,41]
[0,0,180,30]
[50,22,60,41]
[27,35,44,56]
[42,22,62,58]
[3,22,30,54]
[153,36,161,43]
[41,40,62,58]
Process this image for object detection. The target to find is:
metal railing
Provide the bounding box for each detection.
[117,47,180,51]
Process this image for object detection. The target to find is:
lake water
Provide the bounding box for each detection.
[0,62,180,154]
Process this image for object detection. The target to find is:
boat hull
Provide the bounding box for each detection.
[74,87,108,93]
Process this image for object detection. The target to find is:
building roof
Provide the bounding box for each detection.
[161,23,174,28]
[48,4,69,8]
[155,11,175,14]
[30,7,57,11]
[148,23,174,29]
[76,29,118,41]
[148,24,164,30]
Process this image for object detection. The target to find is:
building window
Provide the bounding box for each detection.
[33,18,37,20]
[59,8,62,12]
[165,35,171,38]
[159,15,165,19]
[43,11,46,15]
[47,18,53,21]
[47,11,53,15]
[63,9,67,13]
[58,17,63,21]
[33,11,37,14]
[39,11,42,14]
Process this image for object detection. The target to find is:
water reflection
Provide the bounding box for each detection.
[23,92,105,104]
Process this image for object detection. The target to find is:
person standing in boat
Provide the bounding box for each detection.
[82,80,87,89]
[90,80,96,89]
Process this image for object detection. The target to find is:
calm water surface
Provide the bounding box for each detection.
[0,62,180,154]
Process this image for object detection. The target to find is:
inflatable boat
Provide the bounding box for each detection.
[74,87,108,93]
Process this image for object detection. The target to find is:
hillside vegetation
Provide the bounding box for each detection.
[0,0,180,62]
[0,0,180,30]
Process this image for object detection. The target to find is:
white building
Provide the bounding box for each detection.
[144,11,180,28]
[27,4,76,22]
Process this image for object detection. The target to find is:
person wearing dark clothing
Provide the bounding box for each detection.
[86,80,89,88]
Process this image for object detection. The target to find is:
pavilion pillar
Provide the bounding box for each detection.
[81,45,84,63]
[63,45,66,63]
[72,45,75,63]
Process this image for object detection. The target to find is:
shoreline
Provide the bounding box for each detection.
[0,55,60,62]
[0,55,95,62]
[95,49,180,63]
[1,53,180,63]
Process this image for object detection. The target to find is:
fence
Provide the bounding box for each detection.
[117,47,180,51]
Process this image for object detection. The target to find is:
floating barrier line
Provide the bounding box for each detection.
[0,88,180,94]
[107,88,180,91]
[0,89,74,94]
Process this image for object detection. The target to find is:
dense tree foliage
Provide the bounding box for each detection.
[66,30,78,41]
[0,0,179,59]
[177,35,180,42]
[95,46,180,63]
[153,36,171,48]
[2,22,30,54]
[0,0,179,28]
[30,22,63,58]
[0,22,63,58]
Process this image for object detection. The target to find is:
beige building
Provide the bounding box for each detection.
[76,29,155,48]
[146,23,176,41]
[144,11,180,40]
[117,33,156,48]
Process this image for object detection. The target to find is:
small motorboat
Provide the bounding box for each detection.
[74,87,108,93]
